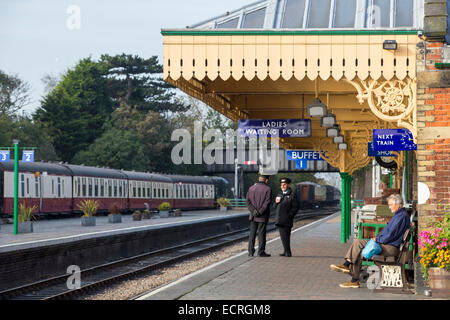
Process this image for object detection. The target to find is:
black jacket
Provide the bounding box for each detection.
[274,188,299,228]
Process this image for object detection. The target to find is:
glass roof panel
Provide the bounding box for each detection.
[217,18,240,29]
[242,7,266,28]
[281,0,306,28]
[307,0,332,28]
[395,0,414,27]
[334,0,357,28]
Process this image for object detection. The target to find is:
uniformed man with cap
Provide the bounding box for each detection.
[246,174,273,257]
[274,177,299,257]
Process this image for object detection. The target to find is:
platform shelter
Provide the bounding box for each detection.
[161,0,449,242]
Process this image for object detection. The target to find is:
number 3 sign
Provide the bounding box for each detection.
[0,151,10,162]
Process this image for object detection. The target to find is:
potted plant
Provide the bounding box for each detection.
[158,202,171,218]
[174,208,182,217]
[78,200,98,227]
[108,202,122,224]
[217,197,230,212]
[132,210,142,221]
[18,202,37,234]
[142,209,151,220]
[419,207,449,298]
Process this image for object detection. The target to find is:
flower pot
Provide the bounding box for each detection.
[142,212,151,220]
[159,210,169,218]
[132,214,142,221]
[428,268,450,298]
[220,206,228,212]
[18,221,33,234]
[108,214,122,224]
[81,216,96,227]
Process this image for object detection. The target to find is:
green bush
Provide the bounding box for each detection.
[217,197,230,208]
[77,200,98,217]
[18,202,37,222]
[158,202,171,211]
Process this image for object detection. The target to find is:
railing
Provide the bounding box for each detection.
[229,199,247,207]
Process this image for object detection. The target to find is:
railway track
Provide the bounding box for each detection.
[0,208,337,300]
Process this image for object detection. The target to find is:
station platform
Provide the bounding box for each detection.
[0,209,247,253]
[140,212,430,300]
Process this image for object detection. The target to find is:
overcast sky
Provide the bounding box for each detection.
[0,0,252,114]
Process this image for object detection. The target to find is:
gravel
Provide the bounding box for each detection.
[82,218,316,300]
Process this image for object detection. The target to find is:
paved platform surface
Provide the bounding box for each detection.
[140,212,431,300]
[0,209,248,252]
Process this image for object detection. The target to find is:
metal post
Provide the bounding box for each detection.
[347,175,353,241]
[340,172,347,243]
[234,158,238,199]
[13,140,19,235]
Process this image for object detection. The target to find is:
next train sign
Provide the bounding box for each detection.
[373,129,417,151]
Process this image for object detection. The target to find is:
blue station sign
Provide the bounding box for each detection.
[287,150,325,161]
[238,119,311,138]
[373,129,417,151]
[0,151,10,162]
[295,159,308,170]
[367,143,397,157]
[22,150,34,162]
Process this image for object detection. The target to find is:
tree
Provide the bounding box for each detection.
[99,54,187,114]
[34,58,114,162]
[0,70,31,116]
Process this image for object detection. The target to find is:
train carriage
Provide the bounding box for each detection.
[62,164,128,214]
[168,175,215,210]
[0,161,72,215]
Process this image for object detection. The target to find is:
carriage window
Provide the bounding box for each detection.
[147,183,151,199]
[35,177,39,197]
[108,180,112,197]
[94,178,98,197]
[77,177,81,197]
[26,177,30,196]
[82,178,86,197]
[119,180,123,197]
[132,181,136,198]
[62,179,65,197]
[137,181,141,198]
[114,180,118,197]
[57,177,61,198]
[88,178,93,197]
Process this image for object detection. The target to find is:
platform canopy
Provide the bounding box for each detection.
[162,0,422,174]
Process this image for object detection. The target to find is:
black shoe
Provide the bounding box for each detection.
[248,252,254,257]
[258,252,271,257]
[280,252,292,257]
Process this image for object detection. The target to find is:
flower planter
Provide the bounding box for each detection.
[81,216,96,227]
[428,268,450,298]
[159,210,169,218]
[220,206,228,212]
[108,214,122,224]
[18,221,33,234]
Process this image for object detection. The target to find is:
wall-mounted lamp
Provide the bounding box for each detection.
[383,40,397,50]
[338,143,348,150]
[333,135,344,144]
[326,125,340,137]
[321,113,336,128]
[307,98,327,118]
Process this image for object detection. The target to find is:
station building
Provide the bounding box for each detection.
[161,0,450,239]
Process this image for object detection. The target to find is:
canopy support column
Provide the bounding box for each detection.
[340,172,353,243]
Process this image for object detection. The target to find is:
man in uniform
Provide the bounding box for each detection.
[274,178,299,257]
[246,174,272,257]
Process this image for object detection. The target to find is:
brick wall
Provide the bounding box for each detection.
[416,41,450,230]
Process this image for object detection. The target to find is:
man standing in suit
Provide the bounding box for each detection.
[246,174,273,257]
[274,178,299,257]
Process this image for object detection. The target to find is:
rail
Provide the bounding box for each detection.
[351,199,364,208]
[229,199,246,207]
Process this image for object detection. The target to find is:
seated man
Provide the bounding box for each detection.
[330,194,410,288]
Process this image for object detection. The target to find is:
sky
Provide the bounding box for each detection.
[0,0,255,114]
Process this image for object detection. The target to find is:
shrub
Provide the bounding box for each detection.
[18,202,37,222]
[158,202,171,211]
[217,197,230,208]
[77,200,98,217]
[132,210,142,221]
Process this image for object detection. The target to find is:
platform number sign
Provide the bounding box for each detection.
[22,150,34,162]
[0,151,10,162]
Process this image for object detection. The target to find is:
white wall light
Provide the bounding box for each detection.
[333,135,344,144]
[338,143,348,150]
[326,125,340,137]
[321,113,336,128]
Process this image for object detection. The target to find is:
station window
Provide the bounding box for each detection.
[308,0,331,28]
[371,0,391,28]
[282,0,306,28]
[334,0,356,28]
[242,7,266,28]
[217,17,239,29]
[395,0,413,27]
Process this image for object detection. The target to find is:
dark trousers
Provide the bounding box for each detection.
[278,226,292,255]
[248,221,267,255]
[345,239,400,280]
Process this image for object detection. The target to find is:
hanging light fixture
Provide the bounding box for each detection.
[326,125,340,137]
[333,135,344,144]
[321,112,336,128]
[338,143,348,150]
[308,79,327,118]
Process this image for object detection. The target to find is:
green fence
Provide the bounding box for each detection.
[229,199,247,207]
[351,199,364,208]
